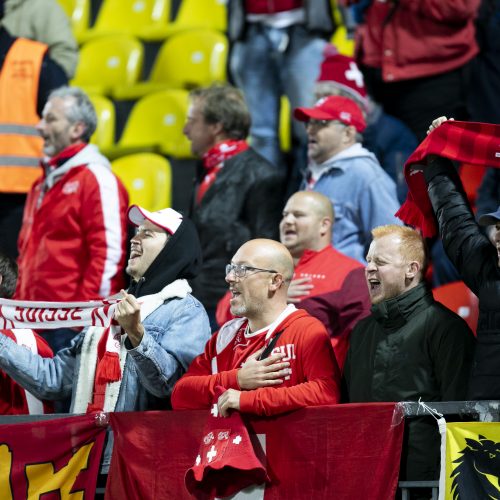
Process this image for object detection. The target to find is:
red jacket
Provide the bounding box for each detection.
[244,0,303,14]
[347,0,480,81]
[0,329,53,414]
[16,144,129,301]
[216,246,371,369]
[172,307,341,416]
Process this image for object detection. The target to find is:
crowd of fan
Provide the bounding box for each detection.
[0,0,499,495]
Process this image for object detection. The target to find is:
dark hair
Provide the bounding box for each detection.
[190,84,251,139]
[0,252,18,298]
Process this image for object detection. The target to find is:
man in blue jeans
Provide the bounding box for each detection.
[228,0,335,192]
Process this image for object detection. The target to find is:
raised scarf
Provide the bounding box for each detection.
[395,121,500,238]
[79,279,192,413]
[197,140,249,204]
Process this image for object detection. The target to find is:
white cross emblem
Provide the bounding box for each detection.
[345,62,364,89]
[206,445,217,463]
[195,455,201,466]
[211,404,218,417]
[495,152,500,158]
[233,435,242,445]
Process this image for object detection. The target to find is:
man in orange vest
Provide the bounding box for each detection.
[0,25,67,259]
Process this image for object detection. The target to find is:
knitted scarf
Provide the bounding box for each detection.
[79,279,192,413]
[395,121,500,238]
[197,140,249,204]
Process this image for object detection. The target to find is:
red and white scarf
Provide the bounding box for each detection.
[197,140,249,204]
[73,279,192,413]
[396,120,500,237]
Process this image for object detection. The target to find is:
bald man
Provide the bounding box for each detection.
[217,192,370,369]
[171,239,341,417]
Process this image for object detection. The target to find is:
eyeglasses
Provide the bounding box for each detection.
[225,263,278,278]
[305,119,347,130]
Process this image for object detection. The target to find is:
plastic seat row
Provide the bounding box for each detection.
[57,0,227,44]
[89,89,292,160]
[89,89,192,159]
[71,29,227,99]
[112,153,172,211]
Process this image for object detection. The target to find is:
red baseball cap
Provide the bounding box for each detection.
[294,95,366,133]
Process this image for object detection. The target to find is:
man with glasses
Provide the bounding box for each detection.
[172,238,341,417]
[294,95,400,263]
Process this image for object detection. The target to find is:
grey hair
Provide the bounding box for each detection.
[48,86,98,142]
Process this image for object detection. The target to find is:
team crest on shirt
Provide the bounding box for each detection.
[271,344,296,380]
[62,180,80,194]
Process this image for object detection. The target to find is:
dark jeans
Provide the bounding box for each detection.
[362,63,472,141]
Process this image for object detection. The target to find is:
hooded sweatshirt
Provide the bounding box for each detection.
[302,142,400,263]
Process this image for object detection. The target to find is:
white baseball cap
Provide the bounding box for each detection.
[127,205,183,235]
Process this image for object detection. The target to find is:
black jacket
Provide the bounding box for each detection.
[343,283,475,480]
[189,148,284,309]
[227,0,335,43]
[425,157,500,399]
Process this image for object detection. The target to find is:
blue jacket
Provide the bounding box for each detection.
[0,290,211,469]
[363,106,418,203]
[302,143,401,263]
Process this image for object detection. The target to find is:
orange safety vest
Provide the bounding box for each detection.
[0,38,46,193]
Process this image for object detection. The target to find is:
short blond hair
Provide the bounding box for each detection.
[372,225,428,274]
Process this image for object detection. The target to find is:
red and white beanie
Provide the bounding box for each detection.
[185,386,269,498]
[317,45,369,110]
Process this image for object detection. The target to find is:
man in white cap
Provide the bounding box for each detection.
[294,95,401,263]
[0,205,211,470]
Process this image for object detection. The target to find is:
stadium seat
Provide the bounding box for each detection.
[280,95,291,154]
[110,89,193,159]
[71,35,144,97]
[114,29,228,100]
[330,3,355,57]
[57,0,91,43]
[164,0,227,35]
[82,0,171,41]
[432,281,479,334]
[112,153,172,210]
[88,94,115,153]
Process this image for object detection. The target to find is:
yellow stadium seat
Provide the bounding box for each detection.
[57,0,90,43]
[165,0,227,35]
[88,94,115,152]
[71,35,144,97]
[83,0,171,41]
[331,25,355,57]
[112,153,172,210]
[115,29,227,100]
[279,95,291,154]
[110,89,192,159]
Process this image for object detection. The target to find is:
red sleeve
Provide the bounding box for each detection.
[79,167,128,298]
[239,323,341,416]
[171,333,240,410]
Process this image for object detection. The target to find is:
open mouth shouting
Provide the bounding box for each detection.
[368,278,381,297]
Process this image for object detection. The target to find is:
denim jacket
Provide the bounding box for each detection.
[302,143,401,263]
[0,290,211,469]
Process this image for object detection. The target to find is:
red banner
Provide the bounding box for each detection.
[0,414,106,499]
[107,404,404,499]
